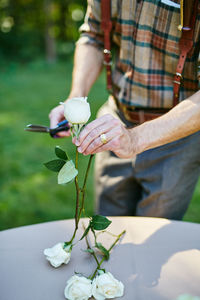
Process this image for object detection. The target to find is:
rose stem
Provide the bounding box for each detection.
[90,230,126,279]
[83,223,101,269]
[69,147,80,243]
[78,154,94,221]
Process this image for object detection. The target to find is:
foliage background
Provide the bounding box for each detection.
[0,0,200,230]
[0,0,86,62]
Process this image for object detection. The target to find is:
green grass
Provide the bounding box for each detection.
[0,60,199,230]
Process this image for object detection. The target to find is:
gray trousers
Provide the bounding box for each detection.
[95,98,200,220]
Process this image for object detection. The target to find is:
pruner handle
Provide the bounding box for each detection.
[50,120,70,138]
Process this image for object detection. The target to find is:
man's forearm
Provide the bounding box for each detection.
[68,44,103,98]
[130,90,200,154]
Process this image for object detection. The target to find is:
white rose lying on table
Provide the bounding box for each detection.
[44,242,71,268]
[64,272,124,300]
[64,275,92,300]
[92,271,124,300]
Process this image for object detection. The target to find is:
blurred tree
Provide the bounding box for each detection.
[0,0,87,63]
[44,0,56,63]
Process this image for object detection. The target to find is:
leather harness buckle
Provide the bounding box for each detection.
[103,49,111,54]
[103,49,112,66]
[174,80,181,85]
[103,61,112,66]
[175,72,183,79]
[173,72,183,85]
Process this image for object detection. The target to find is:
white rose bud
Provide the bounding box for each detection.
[44,242,71,268]
[64,275,92,300]
[63,97,91,125]
[92,272,124,300]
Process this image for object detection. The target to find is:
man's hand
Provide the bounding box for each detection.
[73,114,135,159]
[49,103,70,137]
[73,91,200,157]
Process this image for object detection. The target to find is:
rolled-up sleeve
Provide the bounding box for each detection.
[77,0,104,50]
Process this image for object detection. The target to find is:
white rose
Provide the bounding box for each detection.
[92,272,124,300]
[63,97,91,124]
[64,275,92,300]
[176,295,200,300]
[44,242,71,268]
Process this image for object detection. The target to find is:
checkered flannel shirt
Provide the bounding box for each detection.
[78,0,200,108]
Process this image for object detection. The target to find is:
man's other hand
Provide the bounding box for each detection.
[49,103,71,137]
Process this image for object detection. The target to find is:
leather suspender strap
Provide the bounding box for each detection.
[101,0,113,92]
[173,0,198,106]
[101,0,198,103]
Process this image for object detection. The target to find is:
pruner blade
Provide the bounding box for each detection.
[25,120,69,137]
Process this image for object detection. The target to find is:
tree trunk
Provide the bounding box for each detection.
[44,0,56,63]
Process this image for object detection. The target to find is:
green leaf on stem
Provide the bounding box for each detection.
[63,241,72,249]
[58,160,78,184]
[44,159,66,172]
[55,146,68,161]
[80,224,91,240]
[83,248,94,254]
[90,215,112,231]
[95,242,110,260]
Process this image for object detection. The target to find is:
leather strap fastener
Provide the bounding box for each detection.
[103,49,112,66]
[101,0,113,92]
[173,0,198,106]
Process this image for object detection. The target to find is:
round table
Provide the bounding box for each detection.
[0,217,200,300]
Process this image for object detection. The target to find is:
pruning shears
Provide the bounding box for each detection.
[25,120,69,138]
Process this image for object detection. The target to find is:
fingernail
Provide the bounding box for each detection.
[78,147,82,153]
[75,141,80,146]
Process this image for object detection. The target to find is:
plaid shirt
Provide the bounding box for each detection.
[78,0,200,108]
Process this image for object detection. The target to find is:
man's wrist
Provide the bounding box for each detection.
[129,126,148,156]
[68,90,87,100]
